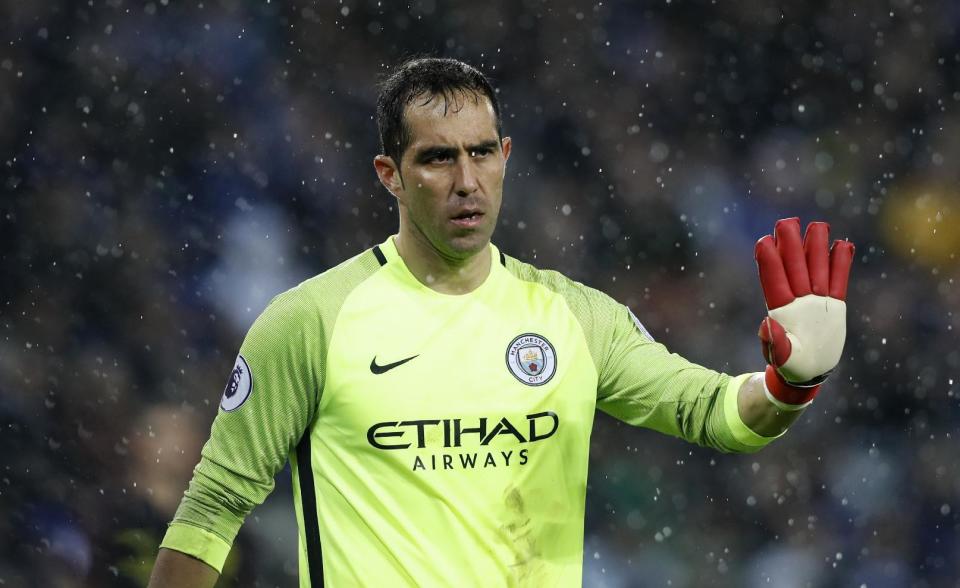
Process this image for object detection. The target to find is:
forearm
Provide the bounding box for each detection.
[148,548,220,588]
[736,372,805,437]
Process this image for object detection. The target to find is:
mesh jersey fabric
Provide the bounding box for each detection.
[160,235,774,586]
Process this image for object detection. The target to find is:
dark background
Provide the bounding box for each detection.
[2,1,959,586]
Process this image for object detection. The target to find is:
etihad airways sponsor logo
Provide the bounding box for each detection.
[367,411,558,449]
[366,411,559,472]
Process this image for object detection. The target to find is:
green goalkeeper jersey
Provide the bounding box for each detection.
[161,235,775,586]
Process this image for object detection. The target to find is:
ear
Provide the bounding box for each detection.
[374,155,404,197]
[500,137,513,177]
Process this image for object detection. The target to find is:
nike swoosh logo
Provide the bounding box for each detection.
[370,354,419,375]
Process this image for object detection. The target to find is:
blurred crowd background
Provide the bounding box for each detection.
[2,0,959,586]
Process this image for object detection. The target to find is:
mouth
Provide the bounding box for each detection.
[449,211,485,229]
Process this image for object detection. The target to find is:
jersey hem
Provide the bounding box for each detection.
[160,521,232,573]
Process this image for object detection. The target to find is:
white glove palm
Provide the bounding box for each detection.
[755,218,855,406]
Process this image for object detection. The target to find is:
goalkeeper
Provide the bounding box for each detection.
[148,57,855,587]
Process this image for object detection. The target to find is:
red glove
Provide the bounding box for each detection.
[755,218,855,409]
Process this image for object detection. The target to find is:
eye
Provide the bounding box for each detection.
[425,153,453,164]
[469,148,492,158]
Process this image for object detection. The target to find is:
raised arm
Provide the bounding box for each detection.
[593,218,854,452]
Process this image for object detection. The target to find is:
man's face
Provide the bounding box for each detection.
[379,91,511,260]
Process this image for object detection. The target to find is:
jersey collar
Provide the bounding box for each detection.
[376,235,504,298]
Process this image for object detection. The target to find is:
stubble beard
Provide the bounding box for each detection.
[438,222,492,261]
[408,209,495,263]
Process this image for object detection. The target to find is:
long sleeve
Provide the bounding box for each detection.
[160,286,323,571]
[589,296,775,454]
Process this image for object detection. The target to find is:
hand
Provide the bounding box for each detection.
[754,218,855,409]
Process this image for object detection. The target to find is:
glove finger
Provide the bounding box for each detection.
[803,221,830,296]
[755,235,795,309]
[829,239,856,300]
[758,317,792,367]
[775,217,812,297]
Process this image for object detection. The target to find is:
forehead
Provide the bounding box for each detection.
[402,91,498,148]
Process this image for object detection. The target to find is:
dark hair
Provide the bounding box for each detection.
[376,57,502,165]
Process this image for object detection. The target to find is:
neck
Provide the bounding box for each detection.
[393,230,491,295]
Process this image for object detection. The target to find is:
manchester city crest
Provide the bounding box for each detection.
[506,333,557,386]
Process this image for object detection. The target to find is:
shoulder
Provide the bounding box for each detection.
[501,253,620,313]
[297,246,384,299]
[259,247,385,325]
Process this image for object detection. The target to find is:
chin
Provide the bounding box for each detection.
[445,231,492,258]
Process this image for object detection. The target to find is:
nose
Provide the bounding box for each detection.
[453,159,479,197]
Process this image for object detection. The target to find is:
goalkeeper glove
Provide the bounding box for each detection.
[754,218,855,410]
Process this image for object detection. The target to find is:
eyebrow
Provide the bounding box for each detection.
[413,140,500,163]
[467,140,501,153]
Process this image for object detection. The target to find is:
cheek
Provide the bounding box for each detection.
[481,162,506,185]
[415,168,450,190]
[405,178,447,221]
